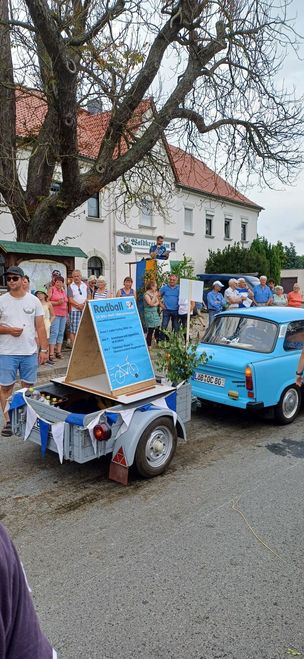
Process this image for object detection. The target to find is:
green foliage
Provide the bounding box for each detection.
[205,237,290,282]
[155,328,208,385]
[170,254,196,280]
[142,254,195,293]
[283,242,304,269]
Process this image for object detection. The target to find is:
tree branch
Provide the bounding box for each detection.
[67,0,125,47]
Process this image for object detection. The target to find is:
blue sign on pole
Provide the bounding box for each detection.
[88,298,155,392]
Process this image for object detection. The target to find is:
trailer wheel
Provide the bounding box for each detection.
[274,385,301,425]
[135,417,177,478]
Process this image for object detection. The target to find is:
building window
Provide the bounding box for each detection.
[224,218,231,239]
[205,214,213,236]
[88,256,104,278]
[140,198,153,227]
[184,207,193,232]
[241,222,247,241]
[88,193,100,218]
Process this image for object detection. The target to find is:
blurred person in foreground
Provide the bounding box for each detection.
[0,523,57,658]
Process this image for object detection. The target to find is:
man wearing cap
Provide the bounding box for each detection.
[0,267,48,437]
[207,281,226,323]
[253,275,273,306]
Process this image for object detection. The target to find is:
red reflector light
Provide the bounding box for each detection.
[93,423,111,441]
[245,366,253,391]
[113,447,127,466]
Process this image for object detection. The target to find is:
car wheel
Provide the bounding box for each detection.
[274,386,301,425]
[135,417,177,478]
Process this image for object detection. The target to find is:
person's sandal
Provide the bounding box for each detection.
[55,353,63,359]
[2,422,13,437]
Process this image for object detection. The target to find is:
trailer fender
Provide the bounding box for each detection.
[112,408,186,467]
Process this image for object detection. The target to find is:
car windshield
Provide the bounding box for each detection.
[203,315,278,353]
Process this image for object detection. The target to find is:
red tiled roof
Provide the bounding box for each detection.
[15,88,151,159]
[168,145,260,209]
[15,89,259,209]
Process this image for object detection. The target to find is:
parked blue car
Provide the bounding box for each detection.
[191,307,304,424]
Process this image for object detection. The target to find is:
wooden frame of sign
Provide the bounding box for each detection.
[64,304,156,398]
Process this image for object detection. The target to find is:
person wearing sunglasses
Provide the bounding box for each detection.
[67,269,88,344]
[0,267,48,437]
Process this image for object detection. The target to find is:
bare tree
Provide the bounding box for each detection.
[0,0,303,243]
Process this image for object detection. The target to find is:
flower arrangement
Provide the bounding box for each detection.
[155,328,208,385]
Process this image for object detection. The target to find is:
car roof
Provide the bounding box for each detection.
[197,273,259,281]
[219,307,304,323]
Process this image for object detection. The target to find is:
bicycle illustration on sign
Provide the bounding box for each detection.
[109,356,139,386]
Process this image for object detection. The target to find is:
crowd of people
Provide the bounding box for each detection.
[206,275,303,321]
[0,262,187,436]
[1,262,304,436]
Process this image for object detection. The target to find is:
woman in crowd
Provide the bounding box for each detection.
[272,285,288,306]
[35,288,55,342]
[94,276,112,299]
[287,283,303,308]
[116,276,136,299]
[87,275,97,300]
[144,280,161,347]
[48,275,68,362]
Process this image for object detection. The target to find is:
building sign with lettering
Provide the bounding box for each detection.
[116,235,174,254]
[89,297,155,392]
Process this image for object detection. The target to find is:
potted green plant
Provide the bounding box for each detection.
[155,328,208,422]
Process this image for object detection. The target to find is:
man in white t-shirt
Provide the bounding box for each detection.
[224,278,242,309]
[0,266,48,437]
[67,269,88,344]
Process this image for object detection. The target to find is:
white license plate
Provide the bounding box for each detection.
[194,373,225,387]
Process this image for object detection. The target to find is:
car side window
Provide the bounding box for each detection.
[284,321,304,351]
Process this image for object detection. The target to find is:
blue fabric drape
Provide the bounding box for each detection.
[39,419,50,456]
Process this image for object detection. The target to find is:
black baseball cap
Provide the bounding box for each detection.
[4,266,25,277]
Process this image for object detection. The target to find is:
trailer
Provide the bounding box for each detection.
[9,297,192,484]
[10,379,191,484]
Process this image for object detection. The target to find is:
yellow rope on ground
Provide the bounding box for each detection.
[231,496,284,562]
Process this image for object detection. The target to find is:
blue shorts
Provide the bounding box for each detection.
[0,353,38,386]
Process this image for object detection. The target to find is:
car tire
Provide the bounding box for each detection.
[274,385,301,425]
[135,417,177,478]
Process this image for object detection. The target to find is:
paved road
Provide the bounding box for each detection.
[1,404,304,659]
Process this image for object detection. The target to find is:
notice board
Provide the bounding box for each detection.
[65,298,156,397]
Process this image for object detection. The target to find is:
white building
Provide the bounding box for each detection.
[0,94,261,290]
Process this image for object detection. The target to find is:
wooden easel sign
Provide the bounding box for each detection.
[65,298,156,397]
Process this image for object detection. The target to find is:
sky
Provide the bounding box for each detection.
[251,0,304,252]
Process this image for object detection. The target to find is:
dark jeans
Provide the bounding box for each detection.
[178,314,187,329]
[146,327,160,347]
[161,309,179,333]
